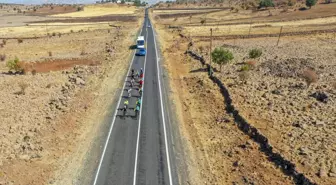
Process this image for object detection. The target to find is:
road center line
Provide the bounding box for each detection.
[132,22,148,185]
[152,21,173,185]
[92,26,143,185]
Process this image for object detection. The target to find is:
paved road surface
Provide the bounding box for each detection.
[92,10,178,185]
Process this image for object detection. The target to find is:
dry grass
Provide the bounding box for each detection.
[52,5,137,17]
[18,82,28,95]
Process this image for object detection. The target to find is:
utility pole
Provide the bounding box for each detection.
[277,26,283,46]
[209,28,213,76]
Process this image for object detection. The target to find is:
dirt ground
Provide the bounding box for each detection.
[151,3,336,185]
[0,4,143,185]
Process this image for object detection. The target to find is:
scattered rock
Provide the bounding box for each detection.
[310,92,329,103]
[318,166,328,178]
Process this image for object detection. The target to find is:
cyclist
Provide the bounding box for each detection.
[138,88,143,97]
[134,104,140,117]
[128,88,132,98]
[130,78,135,88]
[140,68,144,78]
[139,79,143,88]
[124,99,129,109]
[136,97,142,107]
[135,70,140,78]
[123,99,129,116]
[131,69,135,76]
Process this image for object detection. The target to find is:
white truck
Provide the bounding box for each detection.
[136,36,145,49]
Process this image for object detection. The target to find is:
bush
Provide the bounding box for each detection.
[17,39,23,43]
[0,54,6,61]
[52,32,56,36]
[200,19,206,25]
[302,69,317,88]
[48,51,52,57]
[306,0,317,8]
[70,30,74,33]
[2,39,6,45]
[58,33,61,37]
[18,82,28,95]
[249,48,262,59]
[211,47,234,72]
[259,0,274,8]
[77,7,83,11]
[6,57,22,72]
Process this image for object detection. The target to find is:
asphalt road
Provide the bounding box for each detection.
[92,10,177,185]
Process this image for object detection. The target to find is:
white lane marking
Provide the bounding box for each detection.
[93,26,143,185]
[152,22,173,185]
[132,24,148,185]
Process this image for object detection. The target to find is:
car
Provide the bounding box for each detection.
[147,25,151,28]
[136,48,146,56]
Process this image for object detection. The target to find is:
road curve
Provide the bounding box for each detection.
[92,9,178,185]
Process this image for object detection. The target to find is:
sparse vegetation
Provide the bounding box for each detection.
[17,39,23,43]
[239,71,250,82]
[211,47,234,72]
[241,64,250,71]
[302,69,318,88]
[249,48,263,59]
[0,54,6,61]
[18,82,28,95]
[6,57,22,73]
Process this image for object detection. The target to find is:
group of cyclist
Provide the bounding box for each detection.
[121,68,144,117]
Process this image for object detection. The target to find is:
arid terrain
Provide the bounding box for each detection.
[0,3,142,185]
[150,1,336,185]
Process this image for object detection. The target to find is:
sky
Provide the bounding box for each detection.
[0,0,155,4]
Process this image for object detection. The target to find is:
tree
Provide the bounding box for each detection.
[211,47,234,72]
[306,0,317,9]
[121,0,125,4]
[259,0,274,8]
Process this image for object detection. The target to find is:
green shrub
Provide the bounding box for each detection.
[249,48,262,59]
[6,57,22,72]
[259,0,274,8]
[211,47,234,71]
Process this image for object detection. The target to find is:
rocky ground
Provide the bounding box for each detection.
[0,15,142,185]
[153,18,295,185]
[196,35,336,185]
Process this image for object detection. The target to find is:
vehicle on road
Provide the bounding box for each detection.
[136,48,146,56]
[137,36,145,49]
[147,25,151,28]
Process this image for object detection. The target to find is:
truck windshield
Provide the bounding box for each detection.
[137,40,145,45]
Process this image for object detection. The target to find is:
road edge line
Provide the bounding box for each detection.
[152,21,173,185]
[92,26,143,185]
